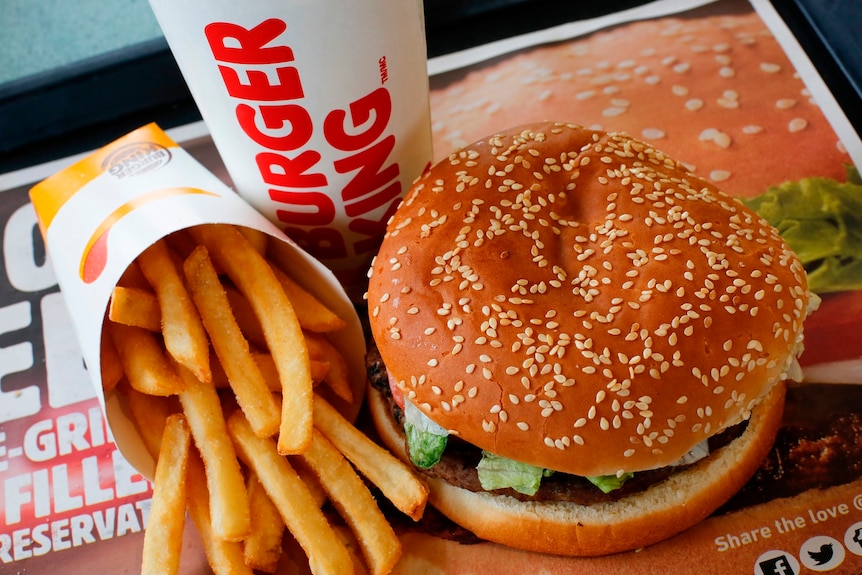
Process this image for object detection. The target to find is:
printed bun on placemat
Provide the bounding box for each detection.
[429,3,851,198]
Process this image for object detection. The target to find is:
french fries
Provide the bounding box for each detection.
[124,384,177,458]
[237,226,268,256]
[99,331,124,393]
[223,285,268,349]
[183,244,281,438]
[227,410,353,575]
[305,331,354,403]
[108,285,161,332]
[271,265,348,333]
[313,394,429,521]
[101,223,429,575]
[141,413,190,575]
[194,224,312,455]
[298,429,402,575]
[243,473,285,573]
[109,323,183,396]
[176,363,251,541]
[137,239,212,383]
[186,450,254,575]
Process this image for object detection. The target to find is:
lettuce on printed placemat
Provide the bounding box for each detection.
[741,167,862,294]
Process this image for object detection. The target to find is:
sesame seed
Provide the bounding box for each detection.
[642,128,666,140]
[710,170,732,182]
[788,118,808,132]
[685,98,704,111]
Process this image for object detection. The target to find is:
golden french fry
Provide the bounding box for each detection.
[109,323,183,396]
[226,410,353,575]
[291,457,329,509]
[243,473,285,573]
[186,450,254,575]
[183,245,280,438]
[195,224,312,455]
[117,260,150,290]
[109,285,161,332]
[100,329,124,393]
[270,265,347,333]
[123,382,178,459]
[298,430,401,575]
[141,413,190,575]
[209,353,230,389]
[223,286,267,350]
[176,363,250,541]
[249,352,329,391]
[249,352,281,391]
[164,228,199,261]
[238,226,268,257]
[313,394,429,521]
[137,239,212,383]
[309,359,331,386]
[304,332,353,403]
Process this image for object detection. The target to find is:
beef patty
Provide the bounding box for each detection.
[367,344,745,505]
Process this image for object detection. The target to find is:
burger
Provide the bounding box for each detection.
[364,121,816,556]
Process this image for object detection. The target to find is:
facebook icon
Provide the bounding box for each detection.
[756,550,800,575]
[759,555,796,575]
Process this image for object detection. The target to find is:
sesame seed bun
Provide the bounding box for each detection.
[429,3,851,199]
[368,122,811,478]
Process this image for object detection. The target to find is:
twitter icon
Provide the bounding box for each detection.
[808,543,834,565]
[800,536,845,571]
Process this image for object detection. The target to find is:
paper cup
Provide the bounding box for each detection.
[148,0,434,300]
[29,123,366,479]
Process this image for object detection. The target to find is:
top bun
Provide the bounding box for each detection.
[367,122,811,477]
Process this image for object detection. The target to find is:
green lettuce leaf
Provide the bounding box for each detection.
[404,422,448,469]
[477,451,547,496]
[403,400,449,469]
[587,472,634,494]
[476,451,634,495]
[741,174,862,293]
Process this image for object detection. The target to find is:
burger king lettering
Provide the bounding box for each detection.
[204,19,400,261]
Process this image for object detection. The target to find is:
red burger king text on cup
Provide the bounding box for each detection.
[147,0,433,299]
[204,20,402,260]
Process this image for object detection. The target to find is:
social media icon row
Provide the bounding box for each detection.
[755,521,862,574]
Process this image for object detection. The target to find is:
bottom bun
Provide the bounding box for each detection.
[367,381,787,557]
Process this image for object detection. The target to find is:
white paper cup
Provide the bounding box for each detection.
[29,123,366,478]
[148,0,433,300]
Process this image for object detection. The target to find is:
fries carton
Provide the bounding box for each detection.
[28,123,367,479]
[147,0,434,300]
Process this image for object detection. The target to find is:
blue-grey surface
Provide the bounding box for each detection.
[0,0,163,85]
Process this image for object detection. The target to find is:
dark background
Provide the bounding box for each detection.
[0,0,859,174]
